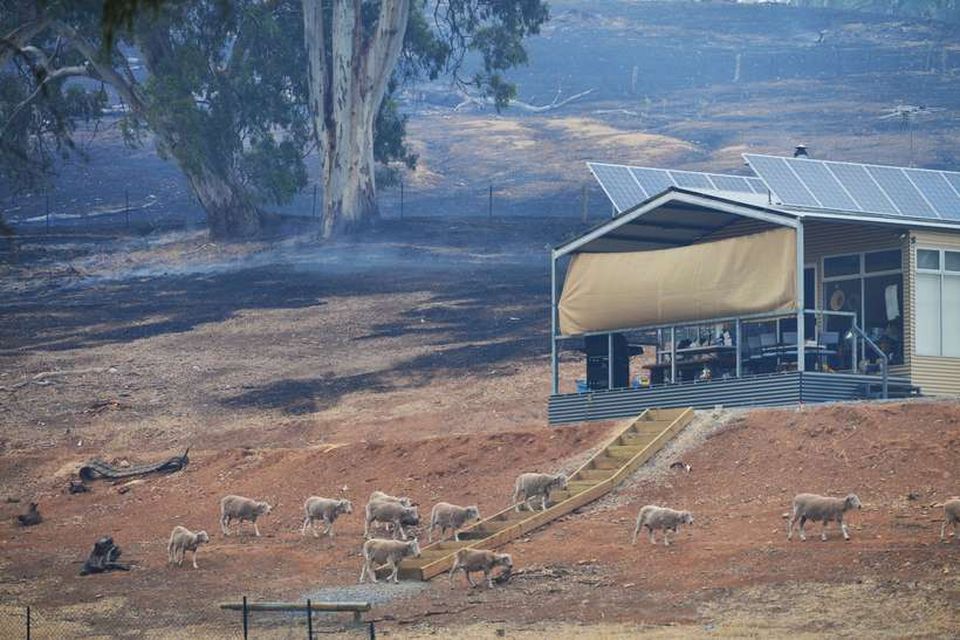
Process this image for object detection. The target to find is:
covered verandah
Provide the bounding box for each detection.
[548,188,914,424]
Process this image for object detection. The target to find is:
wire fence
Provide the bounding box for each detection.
[0,177,609,239]
[0,600,377,639]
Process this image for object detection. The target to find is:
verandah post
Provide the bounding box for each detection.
[796,221,805,372]
[735,318,742,378]
[607,332,614,390]
[670,326,677,383]
[550,253,559,394]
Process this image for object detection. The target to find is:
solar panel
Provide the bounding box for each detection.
[630,167,674,197]
[709,175,750,193]
[903,170,960,221]
[588,164,647,212]
[671,171,713,189]
[744,156,819,207]
[866,166,938,219]
[747,178,769,195]
[824,163,898,215]
[745,154,960,222]
[789,160,858,211]
[587,162,764,213]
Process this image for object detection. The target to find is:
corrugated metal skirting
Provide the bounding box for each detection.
[548,372,915,424]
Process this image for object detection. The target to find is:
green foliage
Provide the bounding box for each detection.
[129,0,311,207]
[426,0,550,110]
[0,3,107,195]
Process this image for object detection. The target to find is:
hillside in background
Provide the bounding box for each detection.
[4,0,960,228]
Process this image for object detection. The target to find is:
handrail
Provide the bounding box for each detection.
[557,308,858,341]
[847,324,889,399]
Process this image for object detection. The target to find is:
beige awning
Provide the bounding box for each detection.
[558,227,797,335]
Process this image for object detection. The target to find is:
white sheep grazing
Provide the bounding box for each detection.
[219,494,272,537]
[512,473,567,512]
[365,500,420,540]
[301,497,353,538]
[167,526,210,569]
[632,505,694,546]
[428,502,481,542]
[368,490,414,507]
[940,498,960,542]
[358,538,421,584]
[448,548,512,588]
[787,493,862,542]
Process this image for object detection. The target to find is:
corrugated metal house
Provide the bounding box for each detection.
[548,154,960,423]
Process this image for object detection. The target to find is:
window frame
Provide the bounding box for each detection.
[916,246,960,358]
[821,248,904,365]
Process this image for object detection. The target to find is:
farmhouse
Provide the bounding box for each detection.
[549,154,960,423]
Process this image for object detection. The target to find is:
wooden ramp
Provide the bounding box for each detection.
[397,407,695,581]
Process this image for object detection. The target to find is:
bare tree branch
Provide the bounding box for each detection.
[50,20,146,114]
[454,87,594,113]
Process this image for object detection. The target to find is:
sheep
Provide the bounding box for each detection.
[428,502,481,542]
[16,502,42,527]
[219,495,272,537]
[448,548,513,589]
[364,500,419,540]
[167,526,210,569]
[632,505,694,546]
[368,490,414,507]
[301,497,353,538]
[787,493,862,542]
[358,538,421,584]
[512,473,567,512]
[940,497,960,542]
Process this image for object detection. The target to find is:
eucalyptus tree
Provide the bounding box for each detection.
[1,0,312,238]
[302,0,549,237]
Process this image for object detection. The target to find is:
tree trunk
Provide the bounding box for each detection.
[304,0,409,239]
[320,103,378,237]
[187,165,263,239]
[135,28,264,239]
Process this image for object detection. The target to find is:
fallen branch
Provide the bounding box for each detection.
[454,87,594,113]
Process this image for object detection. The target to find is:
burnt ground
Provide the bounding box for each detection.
[1,220,959,639]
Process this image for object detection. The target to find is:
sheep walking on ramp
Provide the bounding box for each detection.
[512,473,567,512]
[787,493,862,542]
[428,502,480,542]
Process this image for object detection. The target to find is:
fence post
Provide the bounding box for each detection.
[306,599,312,639]
[242,596,248,640]
[26,605,30,640]
[311,183,318,219]
[369,621,376,639]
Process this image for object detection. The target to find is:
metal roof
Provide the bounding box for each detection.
[554,188,798,257]
[579,158,960,257]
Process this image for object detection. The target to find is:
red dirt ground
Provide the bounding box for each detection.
[1,225,959,637]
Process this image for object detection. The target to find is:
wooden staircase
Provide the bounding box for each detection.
[395,407,695,580]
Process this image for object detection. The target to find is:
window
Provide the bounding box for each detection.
[822,249,904,365]
[865,249,902,273]
[946,250,960,272]
[916,247,960,357]
[824,254,860,277]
